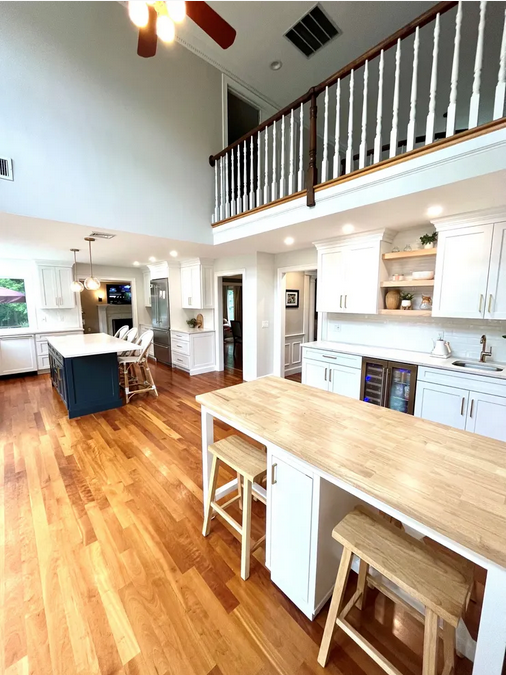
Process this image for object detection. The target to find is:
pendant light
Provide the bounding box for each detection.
[84,237,101,291]
[70,249,84,293]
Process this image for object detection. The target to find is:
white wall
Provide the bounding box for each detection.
[284,272,305,335]
[0,2,221,243]
[275,248,318,269]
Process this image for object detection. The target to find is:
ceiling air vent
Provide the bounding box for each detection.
[89,232,116,239]
[0,156,13,181]
[285,4,340,58]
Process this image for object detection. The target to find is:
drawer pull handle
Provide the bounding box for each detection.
[324,367,327,381]
[479,294,484,313]
[461,397,465,416]
[469,399,474,418]
[322,355,337,359]
[488,294,493,313]
[340,295,342,309]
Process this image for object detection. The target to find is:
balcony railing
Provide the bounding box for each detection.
[209,1,506,226]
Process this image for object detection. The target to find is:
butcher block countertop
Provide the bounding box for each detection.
[197,376,506,569]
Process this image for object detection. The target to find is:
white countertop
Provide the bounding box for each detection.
[302,340,506,380]
[0,327,83,338]
[47,333,140,358]
[171,328,215,334]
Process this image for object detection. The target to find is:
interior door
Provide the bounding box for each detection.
[317,250,346,313]
[466,391,506,442]
[414,381,468,430]
[302,359,328,391]
[433,224,493,318]
[486,221,506,320]
[344,244,378,314]
[270,456,313,606]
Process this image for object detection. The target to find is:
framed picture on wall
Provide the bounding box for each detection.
[285,289,299,309]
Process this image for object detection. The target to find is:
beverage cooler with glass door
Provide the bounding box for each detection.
[360,358,418,415]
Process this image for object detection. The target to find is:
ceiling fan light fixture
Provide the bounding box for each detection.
[166,1,186,24]
[129,1,149,28]
[157,14,175,42]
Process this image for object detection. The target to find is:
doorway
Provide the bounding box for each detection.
[227,90,260,145]
[222,275,243,376]
[79,278,137,336]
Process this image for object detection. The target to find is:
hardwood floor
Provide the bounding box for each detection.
[0,363,479,674]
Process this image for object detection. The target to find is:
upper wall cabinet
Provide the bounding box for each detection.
[143,270,151,307]
[433,215,506,319]
[38,266,75,309]
[180,259,214,310]
[316,231,393,315]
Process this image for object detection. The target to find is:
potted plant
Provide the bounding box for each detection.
[186,318,198,329]
[420,232,438,249]
[400,292,414,310]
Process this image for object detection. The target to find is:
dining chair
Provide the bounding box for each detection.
[124,326,138,343]
[119,330,157,403]
[230,320,242,352]
[114,325,129,339]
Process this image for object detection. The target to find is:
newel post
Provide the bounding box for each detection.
[307,91,318,207]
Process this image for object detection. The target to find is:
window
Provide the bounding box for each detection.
[227,288,235,322]
[0,278,29,328]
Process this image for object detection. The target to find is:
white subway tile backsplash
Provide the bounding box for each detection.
[325,314,506,362]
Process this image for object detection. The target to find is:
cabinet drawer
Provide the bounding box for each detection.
[418,366,506,397]
[171,331,190,343]
[172,351,190,370]
[172,339,190,356]
[37,340,49,356]
[303,348,362,370]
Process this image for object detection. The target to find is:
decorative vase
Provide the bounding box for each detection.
[424,242,435,249]
[385,289,401,310]
[401,299,412,310]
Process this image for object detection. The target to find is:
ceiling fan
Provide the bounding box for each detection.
[128,1,236,58]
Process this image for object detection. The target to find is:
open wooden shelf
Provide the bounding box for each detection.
[383,248,437,261]
[379,309,432,316]
[381,279,435,288]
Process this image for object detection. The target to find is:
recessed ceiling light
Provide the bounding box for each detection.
[149,256,156,262]
[342,224,355,234]
[427,205,443,218]
[270,60,282,71]
[133,261,140,266]
[284,236,294,245]
[169,250,178,257]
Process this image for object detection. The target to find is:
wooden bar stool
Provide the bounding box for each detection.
[318,506,474,675]
[202,435,267,580]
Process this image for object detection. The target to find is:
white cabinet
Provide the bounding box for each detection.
[171,330,215,375]
[39,266,75,309]
[345,242,380,314]
[143,271,151,307]
[302,359,328,391]
[35,331,84,371]
[302,348,362,399]
[414,381,468,430]
[328,364,362,399]
[317,250,346,313]
[0,335,36,375]
[433,218,506,319]
[467,391,506,442]
[180,259,214,310]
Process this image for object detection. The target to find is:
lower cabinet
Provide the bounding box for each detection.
[36,331,84,371]
[0,335,36,375]
[171,330,215,376]
[414,381,468,430]
[466,391,506,442]
[302,348,362,399]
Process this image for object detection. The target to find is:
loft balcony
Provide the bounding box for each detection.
[208,1,506,238]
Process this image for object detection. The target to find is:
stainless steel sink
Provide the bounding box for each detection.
[452,360,503,372]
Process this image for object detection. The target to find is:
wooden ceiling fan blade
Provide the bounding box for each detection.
[186,2,236,50]
[137,5,158,58]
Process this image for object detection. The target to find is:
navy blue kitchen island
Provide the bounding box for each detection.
[47,333,140,418]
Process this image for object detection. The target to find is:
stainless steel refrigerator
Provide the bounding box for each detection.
[150,278,171,366]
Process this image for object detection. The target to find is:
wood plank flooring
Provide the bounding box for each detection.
[0,363,479,674]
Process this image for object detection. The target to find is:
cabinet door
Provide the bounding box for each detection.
[181,267,193,308]
[202,265,214,308]
[433,224,493,318]
[414,381,468,430]
[302,359,329,391]
[270,457,313,605]
[317,250,346,313]
[466,391,506,442]
[143,271,152,307]
[56,268,75,309]
[0,336,36,375]
[344,244,379,314]
[486,221,506,320]
[329,365,361,399]
[39,267,58,308]
[190,265,202,308]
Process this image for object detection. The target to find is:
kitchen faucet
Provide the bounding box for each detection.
[479,334,492,363]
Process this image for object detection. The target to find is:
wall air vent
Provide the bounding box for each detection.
[89,232,116,239]
[285,4,341,58]
[0,156,13,181]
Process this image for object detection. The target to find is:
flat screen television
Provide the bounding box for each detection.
[106,284,132,305]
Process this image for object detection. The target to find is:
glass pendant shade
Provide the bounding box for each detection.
[70,249,84,293]
[129,1,149,27]
[84,277,101,291]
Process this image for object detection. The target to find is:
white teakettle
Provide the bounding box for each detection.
[431,337,452,358]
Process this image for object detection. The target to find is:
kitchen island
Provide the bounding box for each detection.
[48,333,140,418]
[197,376,506,675]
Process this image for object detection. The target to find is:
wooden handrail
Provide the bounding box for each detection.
[209,1,458,166]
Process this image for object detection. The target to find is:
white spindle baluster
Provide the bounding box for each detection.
[219,157,224,221]
[333,79,341,178]
[321,86,330,182]
[494,9,506,119]
[345,69,354,174]
[212,161,218,223]
[426,14,440,145]
[373,51,384,163]
[390,39,401,158]
[271,120,277,201]
[249,136,255,210]
[359,61,368,169]
[469,1,487,128]
[288,109,295,194]
[256,132,262,206]
[407,26,420,152]
[446,1,463,138]
[279,115,286,198]
[264,126,269,205]
[230,148,236,217]
[225,152,230,219]
[298,103,304,191]
[238,145,243,214]
[241,141,248,212]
